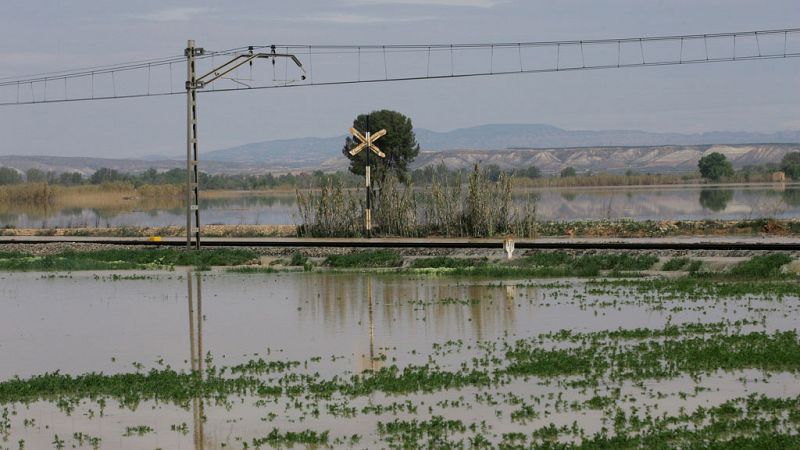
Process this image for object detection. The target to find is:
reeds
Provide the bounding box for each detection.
[373,175,418,237]
[0,183,182,210]
[0,183,56,206]
[296,179,363,237]
[295,165,538,238]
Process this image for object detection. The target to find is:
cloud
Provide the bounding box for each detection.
[284,13,436,24]
[344,0,507,7]
[136,7,212,22]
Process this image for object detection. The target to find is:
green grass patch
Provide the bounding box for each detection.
[0,248,258,271]
[509,252,658,277]
[226,266,278,274]
[662,257,690,271]
[325,250,403,268]
[409,257,487,269]
[727,253,793,279]
[289,252,308,266]
[408,253,657,278]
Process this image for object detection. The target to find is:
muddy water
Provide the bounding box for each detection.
[1,271,798,449]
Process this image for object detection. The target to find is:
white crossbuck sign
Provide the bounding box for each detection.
[348,127,387,158]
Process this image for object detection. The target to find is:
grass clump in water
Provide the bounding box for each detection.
[251,429,329,447]
[325,250,402,268]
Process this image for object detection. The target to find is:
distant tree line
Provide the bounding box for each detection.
[0,167,363,189]
[410,164,542,184]
[698,151,800,182]
[1,150,799,188]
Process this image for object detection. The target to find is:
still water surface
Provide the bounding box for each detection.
[2,183,799,228]
[1,270,798,448]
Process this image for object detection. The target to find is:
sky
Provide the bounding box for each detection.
[0,0,799,158]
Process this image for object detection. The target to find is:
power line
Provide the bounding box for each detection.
[0,27,798,106]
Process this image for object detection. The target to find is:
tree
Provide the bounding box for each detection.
[522,165,542,179]
[560,166,577,178]
[0,167,22,185]
[698,152,734,181]
[485,164,503,182]
[781,152,800,180]
[342,110,420,185]
[58,172,83,186]
[25,168,46,183]
[90,168,123,184]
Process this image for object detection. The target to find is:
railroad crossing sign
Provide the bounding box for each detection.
[348,126,387,237]
[348,127,386,157]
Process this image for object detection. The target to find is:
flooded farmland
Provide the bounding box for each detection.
[2,183,800,229]
[1,269,799,449]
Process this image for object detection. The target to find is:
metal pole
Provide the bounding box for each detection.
[186,40,201,249]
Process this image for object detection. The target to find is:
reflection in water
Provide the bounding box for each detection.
[187,270,205,450]
[6,272,799,448]
[360,277,382,373]
[4,184,800,228]
[298,273,520,351]
[698,188,733,212]
[783,188,800,207]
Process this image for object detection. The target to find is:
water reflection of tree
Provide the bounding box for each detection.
[698,188,733,212]
[782,188,800,207]
[560,192,577,202]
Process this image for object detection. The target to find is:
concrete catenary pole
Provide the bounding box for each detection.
[185,40,202,249]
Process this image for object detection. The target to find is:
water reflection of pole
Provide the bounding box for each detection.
[367,276,375,371]
[187,270,205,450]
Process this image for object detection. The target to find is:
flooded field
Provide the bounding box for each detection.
[1,269,799,448]
[2,183,800,229]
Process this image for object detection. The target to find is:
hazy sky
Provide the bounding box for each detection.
[1,0,799,157]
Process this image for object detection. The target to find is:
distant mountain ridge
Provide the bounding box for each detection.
[413,144,800,175]
[202,123,800,164]
[1,124,799,176]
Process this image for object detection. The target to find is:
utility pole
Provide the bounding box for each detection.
[184,41,306,249]
[186,40,203,249]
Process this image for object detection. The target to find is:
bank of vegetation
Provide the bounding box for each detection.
[0,248,795,282]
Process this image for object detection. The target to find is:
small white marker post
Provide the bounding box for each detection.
[348,124,386,237]
[503,237,515,260]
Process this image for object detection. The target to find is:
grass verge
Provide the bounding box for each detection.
[0,248,257,271]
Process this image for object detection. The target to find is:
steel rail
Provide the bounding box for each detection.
[1,236,798,251]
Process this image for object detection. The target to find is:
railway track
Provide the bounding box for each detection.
[1,235,798,251]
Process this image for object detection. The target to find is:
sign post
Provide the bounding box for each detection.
[348,122,386,237]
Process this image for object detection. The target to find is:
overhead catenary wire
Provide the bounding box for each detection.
[0,27,798,106]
